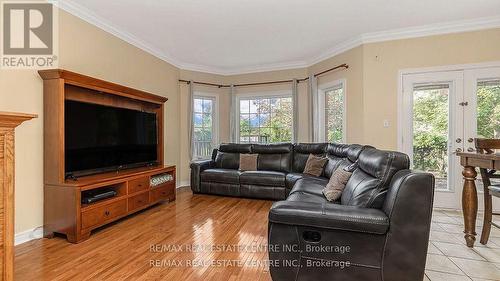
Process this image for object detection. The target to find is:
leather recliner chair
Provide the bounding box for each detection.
[268,148,435,281]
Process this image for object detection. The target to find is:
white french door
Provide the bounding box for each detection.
[401,65,500,210]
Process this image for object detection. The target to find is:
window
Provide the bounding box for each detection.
[238,96,292,143]
[318,81,345,143]
[193,96,217,159]
[324,86,345,142]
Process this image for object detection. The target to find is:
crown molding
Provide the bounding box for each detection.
[50,0,185,69]
[307,36,364,66]
[52,1,500,76]
[307,16,500,67]
[361,15,500,44]
[180,60,309,76]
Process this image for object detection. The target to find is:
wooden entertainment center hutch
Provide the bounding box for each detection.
[39,69,176,243]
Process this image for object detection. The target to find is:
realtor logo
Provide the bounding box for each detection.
[1,1,58,69]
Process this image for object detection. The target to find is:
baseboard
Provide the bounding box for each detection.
[15,227,44,246]
[177,180,190,188]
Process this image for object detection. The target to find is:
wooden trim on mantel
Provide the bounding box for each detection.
[38,69,168,105]
[0,112,37,128]
[0,111,36,281]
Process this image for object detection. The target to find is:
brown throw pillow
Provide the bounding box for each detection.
[239,154,258,171]
[303,154,328,176]
[323,168,353,202]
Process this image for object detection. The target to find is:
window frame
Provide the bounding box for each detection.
[192,92,219,160]
[235,90,293,144]
[318,79,347,143]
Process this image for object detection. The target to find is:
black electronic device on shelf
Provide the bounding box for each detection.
[81,188,117,204]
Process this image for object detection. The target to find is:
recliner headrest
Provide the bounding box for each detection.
[293,143,327,154]
[218,143,252,153]
[252,143,292,154]
[326,143,349,158]
[346,144,368,162]
[358,148,409,180]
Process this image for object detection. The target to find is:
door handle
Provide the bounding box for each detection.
[455,148,462,153]
[467,147,475,152]
[467,138,474,143]
[456,138,462,143]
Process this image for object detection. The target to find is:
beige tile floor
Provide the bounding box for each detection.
[424,209,500,281]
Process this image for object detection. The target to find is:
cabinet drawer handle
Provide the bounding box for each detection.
[104,210,110,216]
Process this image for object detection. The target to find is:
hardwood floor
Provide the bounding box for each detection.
[15,188,274,281]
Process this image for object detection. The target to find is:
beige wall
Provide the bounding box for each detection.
[0,10,181,234]
[308,46,365,144]
[1,6,499,236]
[362,28,500,150]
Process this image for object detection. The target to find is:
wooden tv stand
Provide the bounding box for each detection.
[39,69,174,243]
[45,165,176,243]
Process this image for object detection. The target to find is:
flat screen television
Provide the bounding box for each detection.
[65,100,158,178]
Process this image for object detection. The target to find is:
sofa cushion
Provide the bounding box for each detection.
[219,143,253,153]
[323,144,364,178]
[285,173,319,189]
[341,148,410,208]
[240,185,287,200]
[215,144,253,169]
[240,171,286,187]
[286,177,341,204]
[253,143,292,172]
[326,143,351,157]
[292,143,327,173]
[201,169,241,184]
[252,143,291,154]
[286,192,327,204]
[323,168,353,202]
[200,182,240,196]
[289,177,329,197]
[347,144,366,162]
[323,143,350,178]
[215,152,241,170]
[239,153,258,171]
[303,154,328,176]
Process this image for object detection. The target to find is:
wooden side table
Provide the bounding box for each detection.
[0,112,36,280]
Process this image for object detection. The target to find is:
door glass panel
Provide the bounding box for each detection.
[476,79,500,188]
[412,84,450,191]
[476,79,500,139]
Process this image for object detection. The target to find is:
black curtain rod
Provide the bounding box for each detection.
[179,63,348,88]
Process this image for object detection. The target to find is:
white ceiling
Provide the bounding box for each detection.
[59,0,500,75]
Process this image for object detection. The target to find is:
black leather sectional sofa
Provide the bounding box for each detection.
[190,143,435,281]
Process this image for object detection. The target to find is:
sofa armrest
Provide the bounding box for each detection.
[269,200,389,234]
[381,170,434,281]
[190,159,215,193]
[190,159,215,170]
